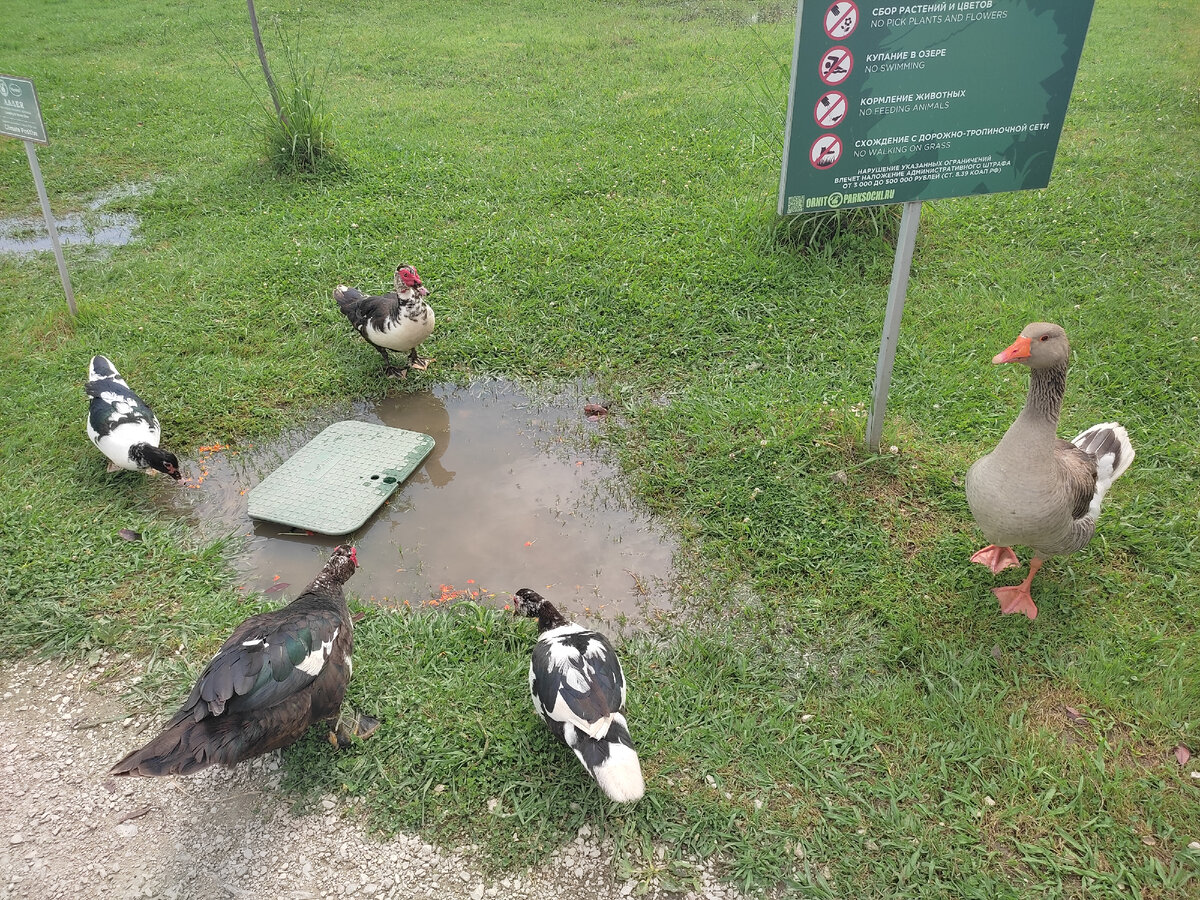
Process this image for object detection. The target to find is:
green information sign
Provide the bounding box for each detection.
[0,74,47,144]
[778,0,1095,214]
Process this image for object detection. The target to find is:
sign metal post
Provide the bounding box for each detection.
[864,200,921,452]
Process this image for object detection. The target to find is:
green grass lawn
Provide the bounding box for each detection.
[2,0,1198,895]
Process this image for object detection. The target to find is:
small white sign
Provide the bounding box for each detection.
[0,74,48,144]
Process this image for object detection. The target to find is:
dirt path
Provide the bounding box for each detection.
[0,656,739,900]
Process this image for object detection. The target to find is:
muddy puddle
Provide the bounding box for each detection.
[0,182,148,255]
[165,381,678,627]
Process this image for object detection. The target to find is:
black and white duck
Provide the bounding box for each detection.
[85,355,181,480]
[334,264,435,377]
[511,588,645,803]
[111,546,378,776]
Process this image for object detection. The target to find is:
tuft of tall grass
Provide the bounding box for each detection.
[243,13,341,176]
[254,67,339,176]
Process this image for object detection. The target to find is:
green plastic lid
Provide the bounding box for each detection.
[247,421,434,535]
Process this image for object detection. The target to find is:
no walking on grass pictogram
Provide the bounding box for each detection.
[810,134,842,169]
[819,47,853,86]
[814,90,848,128]
[824,2,859,39]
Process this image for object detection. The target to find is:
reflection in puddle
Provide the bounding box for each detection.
[0,182,149,255]
[167,382,678,627]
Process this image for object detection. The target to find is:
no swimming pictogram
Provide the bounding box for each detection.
[819,46,853,86]
[813,90,848,128]
[824,2,859,40]
[810,134,843,169]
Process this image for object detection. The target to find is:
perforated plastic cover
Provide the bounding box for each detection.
[247,421,434,534]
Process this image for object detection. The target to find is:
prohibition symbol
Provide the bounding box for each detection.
[824,2,859,39]
[819,46,853,86]
[814,90,848,128]
[810,134,843,169]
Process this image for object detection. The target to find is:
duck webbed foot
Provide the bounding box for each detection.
[328,708,382,750]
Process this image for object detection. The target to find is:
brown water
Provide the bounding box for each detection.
[166,381,677,627]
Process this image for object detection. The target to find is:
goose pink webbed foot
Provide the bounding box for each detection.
[970,544,1020,574]
[991,557,1044,620]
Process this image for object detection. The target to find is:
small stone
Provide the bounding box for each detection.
[800,714,814,723]
[469,886,484,900]
[1188,841,1200,851]
[10,834,24,845]
[983,796,996,807]
[116,823,138,837]
[793,843,806,861]
[832,470,848,484]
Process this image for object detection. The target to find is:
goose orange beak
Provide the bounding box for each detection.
[993,335,1032,364]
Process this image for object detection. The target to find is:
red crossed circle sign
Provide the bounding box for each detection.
[824,2,859,40]
[819,46,853,86]
[810,135,843,169]
[813,90,848,128]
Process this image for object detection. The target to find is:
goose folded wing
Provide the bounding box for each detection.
[168,608,344,726]
[1054,439,1099,519]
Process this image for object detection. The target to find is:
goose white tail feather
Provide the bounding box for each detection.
[1071,422,1135,519]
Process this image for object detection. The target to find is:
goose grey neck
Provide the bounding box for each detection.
[1024,361,1067,424]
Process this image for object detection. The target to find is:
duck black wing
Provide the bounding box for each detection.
[86,355,160,439]
[531,628,625,739]
[334,285,398,334]
[167,603,347,727]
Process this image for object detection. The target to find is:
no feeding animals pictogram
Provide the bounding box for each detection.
[814,90,848,128]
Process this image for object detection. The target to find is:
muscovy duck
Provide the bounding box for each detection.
[85,355,181,480]
[511,588,645,803]
[111,545,378,776]
[966,322,1135,619]
[334,264,435,377]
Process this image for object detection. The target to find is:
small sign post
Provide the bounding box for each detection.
[778,1,1095,450]
[1,73,76,316]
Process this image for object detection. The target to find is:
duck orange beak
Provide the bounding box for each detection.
[993,334,1032,364]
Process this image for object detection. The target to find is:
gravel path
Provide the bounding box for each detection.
[0,656,743,900]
